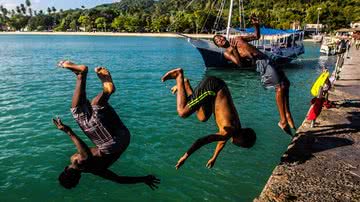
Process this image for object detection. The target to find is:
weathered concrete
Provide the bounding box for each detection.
[255,47,360,202]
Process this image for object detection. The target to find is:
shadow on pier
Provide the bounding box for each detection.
[281,101,360,164]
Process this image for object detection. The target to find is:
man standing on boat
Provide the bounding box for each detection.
[212,17,296,135]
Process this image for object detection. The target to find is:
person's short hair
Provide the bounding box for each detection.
[232,128,256,148]
[58,166,81,189]
[213,34,224,47]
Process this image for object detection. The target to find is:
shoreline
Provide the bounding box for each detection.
[0,31,321,42]
[0,31,214,39]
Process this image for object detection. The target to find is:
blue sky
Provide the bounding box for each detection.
[0,0,118,11]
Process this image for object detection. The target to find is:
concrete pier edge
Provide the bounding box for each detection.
[255,47,360,202]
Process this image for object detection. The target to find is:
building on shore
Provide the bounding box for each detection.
[304,23,324,36]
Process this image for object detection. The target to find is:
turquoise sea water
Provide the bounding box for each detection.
[0,35,336,202]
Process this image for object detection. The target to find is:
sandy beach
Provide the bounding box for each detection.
[0,31,214,39]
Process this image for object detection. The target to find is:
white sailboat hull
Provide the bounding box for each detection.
[188,38,304,68]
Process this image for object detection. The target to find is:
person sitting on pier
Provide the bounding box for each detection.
[161,68,256,169]
[212,17,296,135]
[53,61,160,190]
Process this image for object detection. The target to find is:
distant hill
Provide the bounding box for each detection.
[1,0,359,32]
[94,0,155,13]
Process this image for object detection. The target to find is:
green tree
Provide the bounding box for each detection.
[69,19,78,31]
[9,14,29,30]
[151,15,169,32]
[111,15,126,31]
[123,15,141,32]
[55,14,71,31]
[27,14,54,31]
[78,15,92,31]
[95,17,107,31]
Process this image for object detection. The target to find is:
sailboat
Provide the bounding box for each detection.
[187,0,305,68]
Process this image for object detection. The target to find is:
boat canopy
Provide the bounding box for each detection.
[236,27,302,35]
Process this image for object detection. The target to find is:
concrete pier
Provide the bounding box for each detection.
[255,47,360,202]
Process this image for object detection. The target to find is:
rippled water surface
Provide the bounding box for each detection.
[0,35,336,201]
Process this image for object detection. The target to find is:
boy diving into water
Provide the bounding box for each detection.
[161,68,256,169]
[53,61,160,189]
[212,16,296,135]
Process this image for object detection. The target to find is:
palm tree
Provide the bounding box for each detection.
[25,0,31,8]
[16,6,21,14]
[52,7,56,13]
[20,4,26,15]
[0,6,7,17]
[47,7,51,15]
[59,9,64,13]
[34,10,37,16]
[39,10,43,15]
[81,5,85,9]
[28,8,32,16]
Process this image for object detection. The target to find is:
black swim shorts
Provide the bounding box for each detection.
[187,76,226,109]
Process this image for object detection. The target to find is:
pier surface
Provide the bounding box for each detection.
[255,48,360,202]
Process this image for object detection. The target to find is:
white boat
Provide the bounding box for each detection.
[311,34,323,43]
[320,37,337,55]
[186,0,305,68]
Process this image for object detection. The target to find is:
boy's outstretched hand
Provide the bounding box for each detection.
[52,117,70,132]
[144,175,160,190]
[250,15,259,25]
[175,154,188,170]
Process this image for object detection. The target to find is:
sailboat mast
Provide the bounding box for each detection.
[226,0,234,39]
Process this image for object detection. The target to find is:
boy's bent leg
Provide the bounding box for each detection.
[58,61,88,108]
[162,68,195,118]
[283,84,295,129]
[72,73,88,108]
[92,67,115,106]
[276,85,292,136]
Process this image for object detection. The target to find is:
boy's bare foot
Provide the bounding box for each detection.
[286,114,296,129]
[171,85,177,94]
[170,78,191,94]
[161,68,183,82]
[57,60,88,74]
[288,122,296,130]
[278,122,293,137]
[95,67,115,94]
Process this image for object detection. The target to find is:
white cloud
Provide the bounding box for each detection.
[2,3,18,10]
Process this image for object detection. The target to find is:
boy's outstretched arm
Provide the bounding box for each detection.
[206,141,227,168]
[93,169,160,190]
[175,134,230,169]
[52,117,91,159]
[241,16,260,42]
